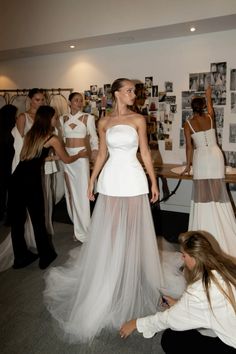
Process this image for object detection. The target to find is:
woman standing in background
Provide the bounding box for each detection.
[183,86,236,256]
[60,92,98,243]
[9,105,87,269]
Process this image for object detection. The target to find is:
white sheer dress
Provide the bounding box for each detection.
[187,117,236,256]
[44,124,164,343]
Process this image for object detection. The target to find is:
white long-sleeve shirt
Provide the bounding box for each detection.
[137,271,236,349]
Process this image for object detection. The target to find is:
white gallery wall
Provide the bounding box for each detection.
[1,28,236,212]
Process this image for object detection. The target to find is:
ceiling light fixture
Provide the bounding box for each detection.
[190,27,196,32]
[70,45,75,49]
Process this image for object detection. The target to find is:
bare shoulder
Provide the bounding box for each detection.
[132,112,146,128]
[46,134,58,146]
[98,115,110,130]
[17,112,26,121]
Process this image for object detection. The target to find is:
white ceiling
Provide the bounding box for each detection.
[1,14,236,61]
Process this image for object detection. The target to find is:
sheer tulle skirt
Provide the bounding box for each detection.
[189,178,236,256]
[44,194,163,343]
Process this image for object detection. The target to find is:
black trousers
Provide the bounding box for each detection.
[161,329,236,354]
[9,176,55,262]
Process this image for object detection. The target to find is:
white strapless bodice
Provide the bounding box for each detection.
[97,125,149,196]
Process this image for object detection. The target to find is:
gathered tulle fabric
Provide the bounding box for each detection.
[187,125,236,257]
[192,179,230,203]
[189,178,236,255]
[44,194,163,343]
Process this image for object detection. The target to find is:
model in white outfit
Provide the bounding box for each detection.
[44,79,163,343]
[183,86,236,257]
[60,92,98,242]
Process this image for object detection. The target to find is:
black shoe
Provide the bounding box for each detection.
[39,251,57,270]
[13,252,39,269]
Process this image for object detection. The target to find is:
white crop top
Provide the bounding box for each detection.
[60,111,98,150]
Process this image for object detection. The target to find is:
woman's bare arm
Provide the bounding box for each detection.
[46,136,88,164]
[16,113,26,137]
[88,119,108,200]
[183,122,193,174]
[137,116,159,203]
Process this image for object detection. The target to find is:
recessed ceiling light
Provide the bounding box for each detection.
[70,45,75,49]
[190,27,196,32]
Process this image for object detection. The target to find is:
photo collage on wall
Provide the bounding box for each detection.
[84,61,235,158]
[134,76,178,151]
[84,76,177,151]
[183,62,236,190]
[183,61,227,149]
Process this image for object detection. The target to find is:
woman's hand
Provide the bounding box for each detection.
[181,165,191,176]
[77,149,89,159]
[150,183,159,203]
[119,320,137,339]
[87,181,95,201]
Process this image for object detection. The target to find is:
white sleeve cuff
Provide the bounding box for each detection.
[136,318,156,338]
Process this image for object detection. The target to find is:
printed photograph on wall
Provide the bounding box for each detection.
[104,84,111,96]
[189,73,199,91]
[182,91,195,109]
[165,81,173,92]
[90,85,98,94]
[212,88,226,105]
[145,76,153,88]
[189,72,211,92]
[170,104,177,113]
[224,151,236,191]
[214,107,224,128]
[210,62,226,87]
[158,91,166,102]
[231,92,236,113]
[229,123,236,143]
[165,95,176,104]
[230,69,236,91]
[210,62,227,105]
[152,85,158,97]
[225,151,236,167]
[179,128,185,148]
[182,109,192,126]
[216,127,223,146]
[198,72,212,91]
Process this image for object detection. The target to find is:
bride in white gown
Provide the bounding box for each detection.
[44,78,164,343]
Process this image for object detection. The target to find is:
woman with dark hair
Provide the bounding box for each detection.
[120,230,236,353]
[183,86,236,256]
[9,105,87,270]
[44,78,163,342]
[59,92,98,242]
